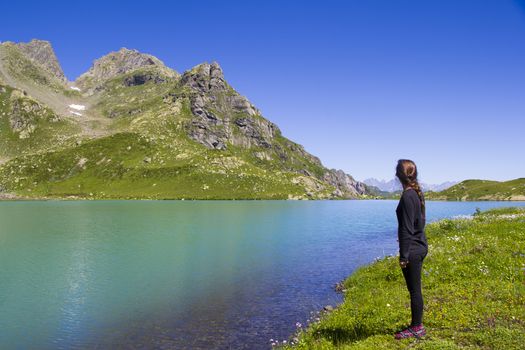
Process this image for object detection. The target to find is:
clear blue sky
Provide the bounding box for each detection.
[2,0,524,183]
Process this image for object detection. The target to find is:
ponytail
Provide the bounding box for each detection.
[408,179,426,220]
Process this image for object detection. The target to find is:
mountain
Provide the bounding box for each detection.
[362,184,398,198]
[0,39,370,200]
[363,178,457,193]
[426,178,525,201]
[422,181,458,192]
[362,178,401,193]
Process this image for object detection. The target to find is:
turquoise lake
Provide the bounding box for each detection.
[1,200,524,349]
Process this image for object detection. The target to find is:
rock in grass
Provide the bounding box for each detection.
[334,281,345,292]
[323,305,334,312]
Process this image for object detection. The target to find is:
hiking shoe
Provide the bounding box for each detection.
[394,324,426,339]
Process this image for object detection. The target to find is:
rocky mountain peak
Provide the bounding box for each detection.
[191,62,224,78]
[181,61,226,92]
[176,61,269,151]
[14,39,66,82]
[75,47,178,90]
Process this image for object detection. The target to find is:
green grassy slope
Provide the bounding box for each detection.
[0,84,80,159]
[0,131,333,199]
[427,179,525,201]
[283,207,525,349]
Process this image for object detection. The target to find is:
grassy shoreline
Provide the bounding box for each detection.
[282,207,525,349]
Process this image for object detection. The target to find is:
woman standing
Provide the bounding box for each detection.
[394,159,428,339]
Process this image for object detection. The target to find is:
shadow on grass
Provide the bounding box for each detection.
[314,324,378,346]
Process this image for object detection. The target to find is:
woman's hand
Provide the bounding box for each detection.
[399,260,409,269]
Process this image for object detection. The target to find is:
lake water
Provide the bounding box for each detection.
[1,200,524,349]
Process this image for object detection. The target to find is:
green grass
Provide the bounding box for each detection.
[0,131,335,199]
[427,179,525,201]
[282,207,525,349]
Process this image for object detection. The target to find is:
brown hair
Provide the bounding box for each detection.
[396,159,426,220]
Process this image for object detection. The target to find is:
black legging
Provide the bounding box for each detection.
[401,251,427,326]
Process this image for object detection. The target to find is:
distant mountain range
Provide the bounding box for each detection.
[0,39,371,200]
[363,178,457,193]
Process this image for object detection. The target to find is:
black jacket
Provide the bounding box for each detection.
[396,188,428,262]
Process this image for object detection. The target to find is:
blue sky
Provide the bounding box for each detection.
[2,0,524,183]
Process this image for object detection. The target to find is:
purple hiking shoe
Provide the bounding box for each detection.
[394,324,426,339]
